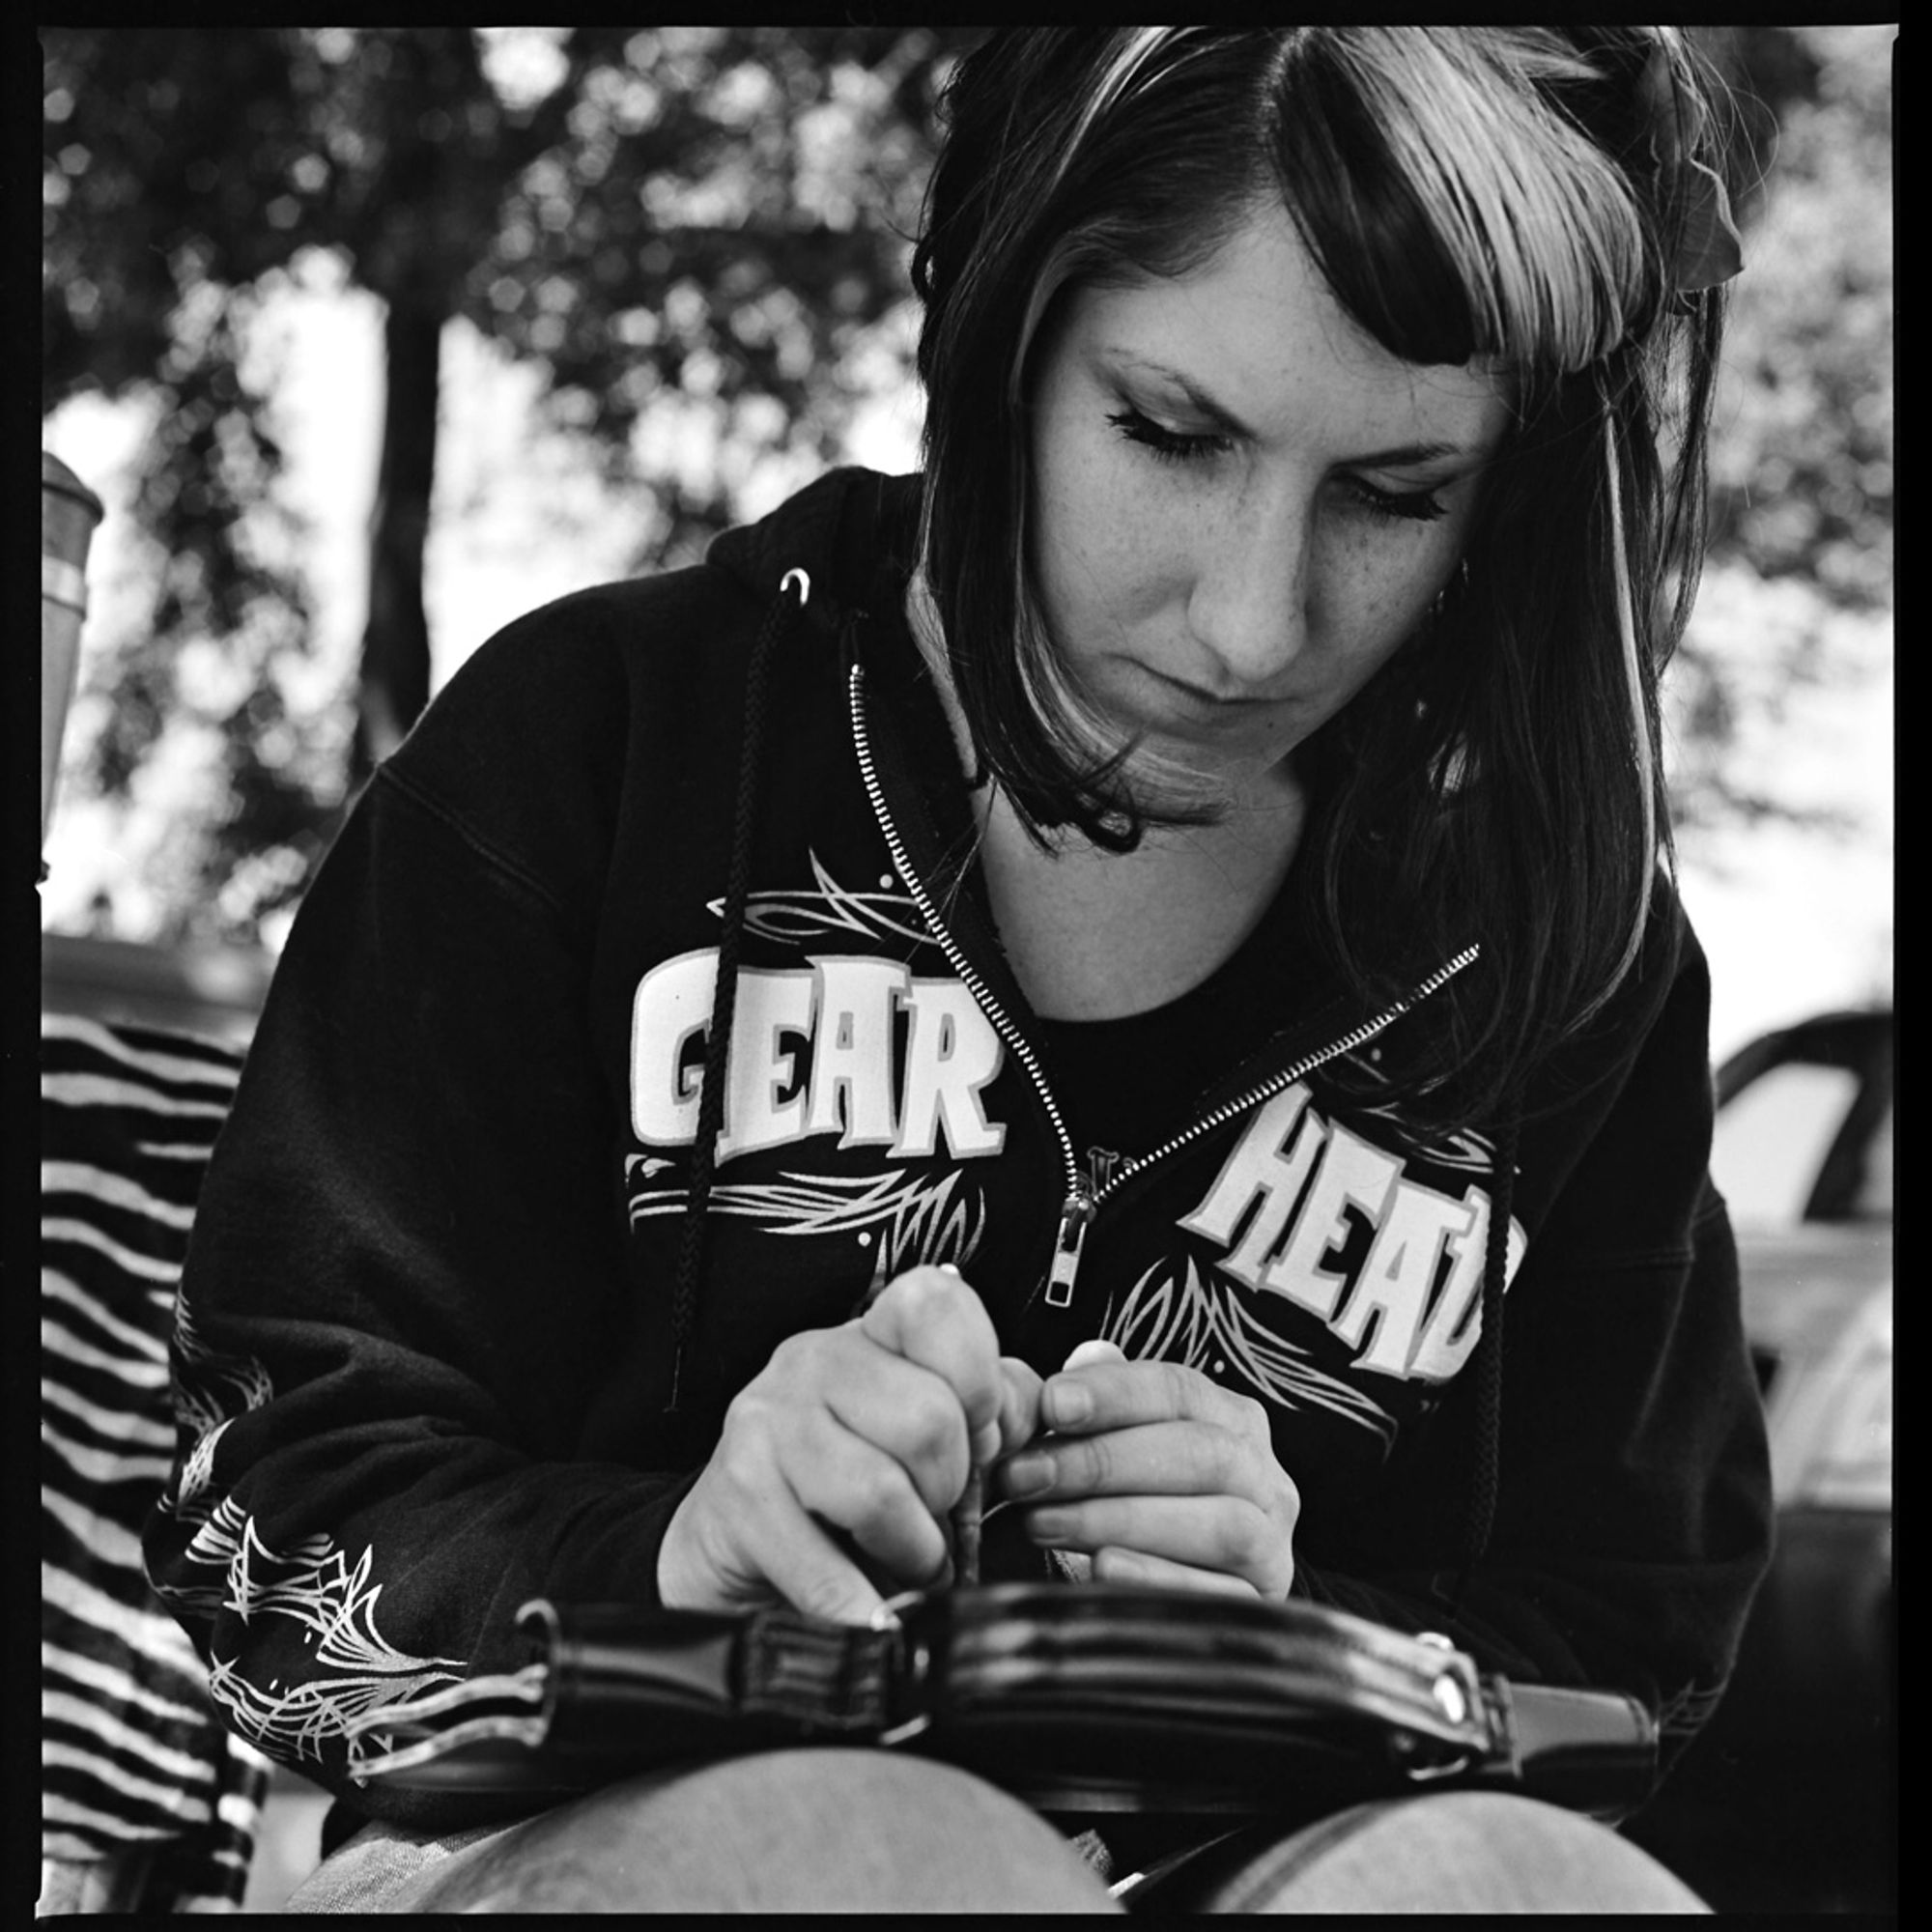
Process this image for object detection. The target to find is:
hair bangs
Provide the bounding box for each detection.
[1276,29,1656,384]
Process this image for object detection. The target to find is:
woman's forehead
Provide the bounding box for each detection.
[1070,206,1514,460]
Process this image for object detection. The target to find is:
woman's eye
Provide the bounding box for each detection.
[1107,408,1230,466]
[1109,406,1450,525]
[1346,479,1448,525]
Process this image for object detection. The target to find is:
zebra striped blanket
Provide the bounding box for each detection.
[41,1012,268,1912]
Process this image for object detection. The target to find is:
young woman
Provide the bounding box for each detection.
[146,28,1770,1911]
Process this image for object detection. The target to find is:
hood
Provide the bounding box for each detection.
[705,466,925,635]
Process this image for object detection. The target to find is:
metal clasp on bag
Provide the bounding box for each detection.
[1414,1631,1483,1728]
[1387,1632,1487,1782]
[869,1590,934,1747]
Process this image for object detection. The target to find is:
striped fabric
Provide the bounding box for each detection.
[41,1013,268,1913]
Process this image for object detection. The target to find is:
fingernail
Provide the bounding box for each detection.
[1025,1508,1071,1542]
[1046,1380,1092,1427]
[1003,1452,1054,1496]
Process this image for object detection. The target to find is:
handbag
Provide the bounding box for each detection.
[346,1582,1657,1823]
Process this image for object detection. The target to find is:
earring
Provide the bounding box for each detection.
[1433,560,1472,625]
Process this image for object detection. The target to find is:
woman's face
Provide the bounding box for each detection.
[1028,201,1512,800]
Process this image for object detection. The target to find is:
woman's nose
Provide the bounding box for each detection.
[1184,507,1309,689]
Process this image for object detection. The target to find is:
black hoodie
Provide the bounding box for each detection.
[143,468,1772,1834]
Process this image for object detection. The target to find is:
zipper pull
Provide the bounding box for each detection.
[1045,1184,1094,1309]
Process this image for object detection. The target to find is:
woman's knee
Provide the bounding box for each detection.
[405,1749,1121,1913]
[1168,1792,1709,1915]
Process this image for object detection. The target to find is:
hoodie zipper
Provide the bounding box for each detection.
[847,665,1087,1239]
[1064,947,1480,1300]
[848,663,1479,1312]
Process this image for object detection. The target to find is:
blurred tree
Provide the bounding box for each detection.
[1670,25,1892,832]
[1718,24,1892,610]
[43,26,1890,946]
[43,24,976,942]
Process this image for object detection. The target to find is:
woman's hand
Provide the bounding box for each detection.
[658,1265,1042,1625]
[996,1340,1300,1599]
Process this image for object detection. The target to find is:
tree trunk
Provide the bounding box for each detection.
[353,298,442,786]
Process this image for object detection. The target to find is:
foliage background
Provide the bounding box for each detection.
[41,27,1892,1054]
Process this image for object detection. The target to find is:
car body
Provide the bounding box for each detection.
[1626,1009,1894,1914]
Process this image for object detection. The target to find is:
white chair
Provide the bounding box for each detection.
[40,1012,271,1912]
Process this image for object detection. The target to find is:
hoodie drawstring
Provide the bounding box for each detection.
[668,568,810,1416]
[1456,1107,1521,1596]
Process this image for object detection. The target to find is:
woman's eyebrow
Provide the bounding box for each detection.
[1107,350,1490,468]
[1110,352,1258,439]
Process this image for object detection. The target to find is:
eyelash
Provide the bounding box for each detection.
[1104,408,1449,526]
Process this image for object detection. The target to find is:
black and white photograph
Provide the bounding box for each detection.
[40,27,1891,1915]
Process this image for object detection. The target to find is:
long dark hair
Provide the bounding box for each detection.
[911,27,1733,1131]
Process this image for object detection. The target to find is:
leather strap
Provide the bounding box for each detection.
[356,1586,1656,1822]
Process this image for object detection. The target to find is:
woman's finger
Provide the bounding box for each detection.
[996,1355,1045,1460]
[1020,1491,1287,1579]
[1040,1355,1266,1441]
[1028,1502,1296,1599]
[859,1265,1008,1456]
[1087,1545,1265,1598]
[999,1417,1243,1503]
[821,1346,973,1517]
[787,1409,953,1596]
[1061,1338,1128,1374]
[659,1415,896,1625]
[739,1504,895,1627]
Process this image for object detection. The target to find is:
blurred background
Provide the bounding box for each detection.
[42,24,1890,1058]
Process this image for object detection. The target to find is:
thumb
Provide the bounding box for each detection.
[989,1354,1045,1460]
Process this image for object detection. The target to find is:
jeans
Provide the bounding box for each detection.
[284,1749,1709,1914]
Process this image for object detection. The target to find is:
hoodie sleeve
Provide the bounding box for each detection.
[1292,903,1775,1795]
[140,596,709,1832]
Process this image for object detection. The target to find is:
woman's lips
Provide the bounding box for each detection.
[1140,665,1281,714]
